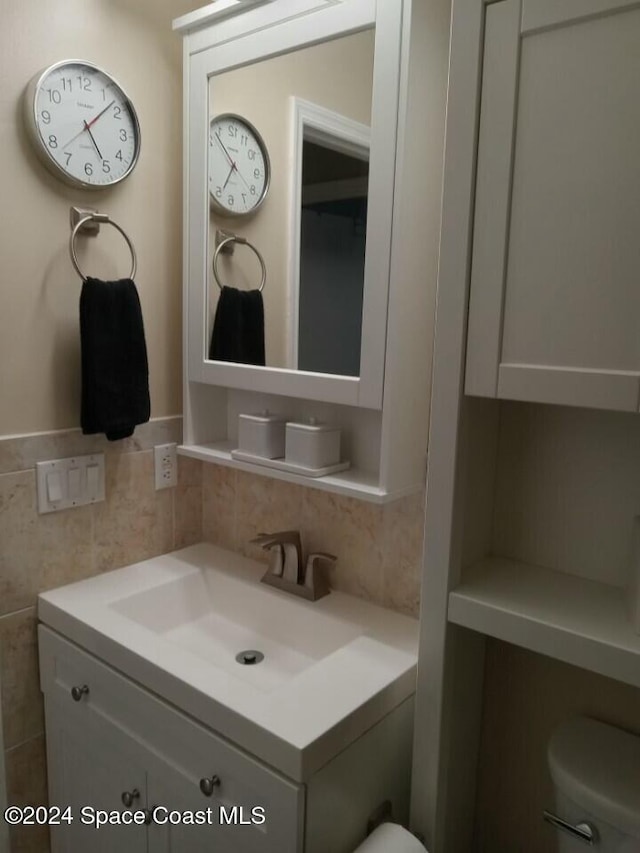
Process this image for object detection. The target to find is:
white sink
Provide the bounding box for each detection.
[110,566,362,692]
[38,543,418,781]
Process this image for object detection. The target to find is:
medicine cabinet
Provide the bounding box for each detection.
[174,0,450,502]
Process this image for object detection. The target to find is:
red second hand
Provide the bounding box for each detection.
[86,99,115,130]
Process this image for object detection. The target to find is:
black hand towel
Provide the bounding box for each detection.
[80,277,150,441]
[209,286,266,365]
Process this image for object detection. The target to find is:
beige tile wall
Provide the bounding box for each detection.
[0,421,425,853]
[201,464,425,615]
[0,418,201,853]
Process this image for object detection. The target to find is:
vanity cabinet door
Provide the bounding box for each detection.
[145,713,303,853]
[465,0,640,412]
[46,696,148,853]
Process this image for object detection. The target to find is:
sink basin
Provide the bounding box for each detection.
[38,543,418,781]
[110,567,362,691]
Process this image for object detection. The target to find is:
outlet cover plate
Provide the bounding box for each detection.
[36,454,105,514]
[154,443,177,490]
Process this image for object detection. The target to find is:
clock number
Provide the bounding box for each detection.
[227,194,235,206]
[102,160,111,174]
[61,77,72,92]
[113,105,122,120]
[77,75,92,91]
[115,150,123,161]
[227,125,237,138]
[41,110,51,124]
[47,89,61,104]
[84,162,93,177]
[64,152,72,166]
[48,135,58,149]
[119,129,128,142]
[248,150,256,161]
[250,185,256,196]
[242,193,247,205]
[215,187,222,198]
[240,134,248,146]
[254,169,260,179]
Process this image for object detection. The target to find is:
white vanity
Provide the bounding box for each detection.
[38,544,418,853]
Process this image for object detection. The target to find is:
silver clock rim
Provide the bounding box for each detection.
[209,112,271,218]
[24,58,142,191]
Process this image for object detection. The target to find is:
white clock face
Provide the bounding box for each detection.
[209,114,270,216]
[27,61,140,188]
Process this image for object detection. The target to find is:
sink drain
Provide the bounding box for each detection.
[235,649,264,666]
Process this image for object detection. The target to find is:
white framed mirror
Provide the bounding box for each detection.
[185,0,403,409]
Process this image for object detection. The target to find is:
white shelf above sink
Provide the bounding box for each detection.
[178,441,410,503]
[448,557,640,689]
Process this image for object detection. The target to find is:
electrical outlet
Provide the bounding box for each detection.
[154,443,177,490]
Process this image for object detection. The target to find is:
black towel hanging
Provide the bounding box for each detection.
[79,277,150,441]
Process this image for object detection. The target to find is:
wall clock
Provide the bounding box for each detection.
[24,60,141,189]
[209,113,270,216]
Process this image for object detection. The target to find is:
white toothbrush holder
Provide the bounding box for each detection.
[285,420,341,469]
[238,412,286,459]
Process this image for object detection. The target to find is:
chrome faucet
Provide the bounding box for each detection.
[250,530,335,601]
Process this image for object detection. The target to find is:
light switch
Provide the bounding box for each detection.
[86,464,100,499]
[46,471,63,503]
[68,467,82,500]
[36,453,105,514]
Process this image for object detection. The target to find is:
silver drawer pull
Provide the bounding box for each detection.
[121,789,140,808]
[199,775,221,797]
[543,811,598,845]
[71,684,89,702]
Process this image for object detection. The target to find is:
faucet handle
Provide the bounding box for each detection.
[304,552,335,601]
[250,532,285,577]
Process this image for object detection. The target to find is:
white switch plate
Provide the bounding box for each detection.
[36,454,105,514]
[154,443,177,490]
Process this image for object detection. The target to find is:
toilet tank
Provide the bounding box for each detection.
[547,717,640,852]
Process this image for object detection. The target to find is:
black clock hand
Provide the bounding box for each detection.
[222,163,236,190]
[61,100,116,150]
[83,121,103,159]
[215,132,237,168]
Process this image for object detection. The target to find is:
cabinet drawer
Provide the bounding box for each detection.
[40,626,304,852]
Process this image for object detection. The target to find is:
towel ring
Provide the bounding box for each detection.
[212,236,266,293]
[70,214,137,282]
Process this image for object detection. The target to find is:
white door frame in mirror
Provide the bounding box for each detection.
[288,97,371,371]
[185,0,403,409]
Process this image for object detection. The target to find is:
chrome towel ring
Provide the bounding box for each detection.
[70,212,137,282]
[212,235,266,293]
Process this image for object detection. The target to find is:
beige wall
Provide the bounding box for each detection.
[208,30,375,368]
[0,0,202,437]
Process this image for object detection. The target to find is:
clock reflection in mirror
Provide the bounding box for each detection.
[207,29,374,377]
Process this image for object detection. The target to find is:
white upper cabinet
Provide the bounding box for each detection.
[465,0,640,412]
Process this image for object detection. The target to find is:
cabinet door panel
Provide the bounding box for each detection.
[144,710,303,853]
[465,0,640,412]
[46,697,147,853]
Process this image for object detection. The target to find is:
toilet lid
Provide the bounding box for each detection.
[548,717,640,839]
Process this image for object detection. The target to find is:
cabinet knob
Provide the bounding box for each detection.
[71,684,89,702]
[121,789,140,808]
[199,775,221,797]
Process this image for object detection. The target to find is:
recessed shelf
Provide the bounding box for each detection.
[178,441,408,503]
[448,557,640,689]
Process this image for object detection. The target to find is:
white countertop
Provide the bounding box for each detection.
[38,543,418,781]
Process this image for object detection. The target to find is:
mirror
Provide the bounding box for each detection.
[206,29,374,377]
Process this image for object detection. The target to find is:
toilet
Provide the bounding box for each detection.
[547,717,640,851]
[351,823,427,852]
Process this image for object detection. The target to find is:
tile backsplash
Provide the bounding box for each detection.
[0,417,425,853]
